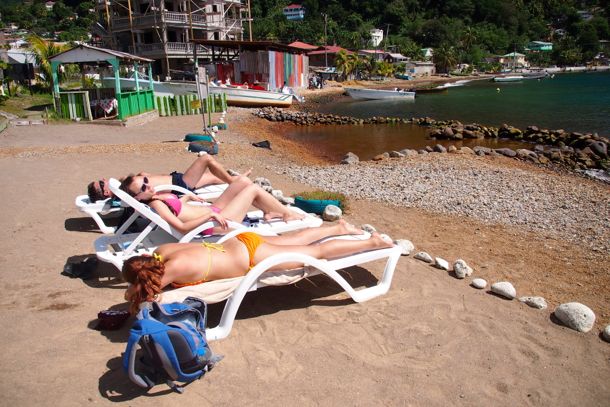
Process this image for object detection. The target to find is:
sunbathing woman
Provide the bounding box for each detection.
[123,220,392,312]
[119,173,305,235]
[87,153,242,203]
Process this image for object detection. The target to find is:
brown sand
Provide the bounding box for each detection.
[0,110,609,405]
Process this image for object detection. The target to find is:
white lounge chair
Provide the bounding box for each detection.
[157,229,402,340]
[95,178,323,270]
[75,183,229,234]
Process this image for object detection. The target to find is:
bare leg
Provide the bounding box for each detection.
[182,155,234,187]
[254,232,393,270]
[211,176,253,208]
[263,219,363,245]
[216,183,304,222]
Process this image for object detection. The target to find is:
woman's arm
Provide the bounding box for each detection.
[149,200,224,234]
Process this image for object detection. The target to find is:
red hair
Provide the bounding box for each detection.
[122,255,165,314]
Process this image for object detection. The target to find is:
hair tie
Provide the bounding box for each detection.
[152,252,163,263]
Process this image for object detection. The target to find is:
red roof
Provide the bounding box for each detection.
[288,41,320,51]
[308,45,352,55]
[284,4,303,9]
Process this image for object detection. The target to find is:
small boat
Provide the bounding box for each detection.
[394,73,413,80]
[345,87,416,100]
[493,75,524,82]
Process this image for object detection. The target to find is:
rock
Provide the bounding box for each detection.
[271,189,284,200]
[361,224,377,234]
[603,325,610,343]
[254,177,272,187]
[400,149,419,157]
[589,141,608,158]
[395,239,414,256]
[519,296,548,309]
[471,278,487,289]
[447,145,457,153]
[322,205,342,221]
[460,146,475,154]
[453,259,473,279]
[473,146,491,156]
[490,282,517,299]
[434,257,450,271]
[372,153,388,161]
[389,150,406,158]
[341,152,360,164]
[494,148,517,157]
[442,127,454,138]
[554,302,596,333]
[414,251,433,263]
[433,144,447,153]
[280,196,295,205]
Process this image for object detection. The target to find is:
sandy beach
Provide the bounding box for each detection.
[0,107,609,406]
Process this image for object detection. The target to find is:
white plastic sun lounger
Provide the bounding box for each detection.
[75,183,229,234]
[95,178,323,270]
[157,229,402,341]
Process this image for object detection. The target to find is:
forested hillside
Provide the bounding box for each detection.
[251,0,610,66]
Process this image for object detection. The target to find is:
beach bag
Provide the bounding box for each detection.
[123,297,222,393]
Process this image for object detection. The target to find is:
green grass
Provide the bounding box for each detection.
[0,92,54,118]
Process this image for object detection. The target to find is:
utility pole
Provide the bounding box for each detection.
[384,23,391,52]
[247,0,252,41]
[322,13,328,67]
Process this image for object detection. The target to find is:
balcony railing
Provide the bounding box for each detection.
[110,12,243,31]
[129,42,209,57]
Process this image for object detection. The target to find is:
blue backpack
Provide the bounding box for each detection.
[123,297,222,393]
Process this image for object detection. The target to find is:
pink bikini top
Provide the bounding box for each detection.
[161,194,182,216]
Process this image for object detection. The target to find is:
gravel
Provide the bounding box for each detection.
[277,155,610,254]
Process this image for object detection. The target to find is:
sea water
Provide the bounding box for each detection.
[286,71,610,161]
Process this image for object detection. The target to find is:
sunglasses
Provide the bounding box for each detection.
[98,180,105,194]
[138,176,149,193]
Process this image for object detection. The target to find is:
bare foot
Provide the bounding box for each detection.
[264,209,305,222]
[370,232,394,249]
[263,211,285,221]
[241,168,253,178]
[337,219,365,235]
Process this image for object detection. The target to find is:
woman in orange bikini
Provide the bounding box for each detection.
[122,220,393,313]
[119,173,304,235]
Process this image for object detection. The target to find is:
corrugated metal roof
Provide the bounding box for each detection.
[49,44,153,63]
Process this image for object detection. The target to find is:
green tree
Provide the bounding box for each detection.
[27,34,70,89]
[433,44,458,73]
[577,23,600,61]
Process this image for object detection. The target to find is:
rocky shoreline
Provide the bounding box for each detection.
[254,107,610,178]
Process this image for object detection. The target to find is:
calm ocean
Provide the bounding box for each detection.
[286,71,610,161]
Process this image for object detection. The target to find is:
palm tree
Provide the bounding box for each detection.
[433,44,457,73]
[335,50,360,80]
[27,34,70,89]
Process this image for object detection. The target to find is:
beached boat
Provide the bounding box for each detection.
[102,77,293,107]
[394,73,413,80]
[345,87,416,100]
[493,75,525,82]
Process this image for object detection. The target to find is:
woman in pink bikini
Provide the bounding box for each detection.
[119,173,304,235]
[122,220,391,313]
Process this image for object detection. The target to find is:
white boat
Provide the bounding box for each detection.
[102,77,293,107]
[493,75,524,82]
[345,87,416,100]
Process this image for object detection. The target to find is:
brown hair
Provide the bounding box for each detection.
[119,175,136,197]
[87,181,105,202]
[122,255,165,314]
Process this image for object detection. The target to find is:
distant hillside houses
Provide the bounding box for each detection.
[283,4,305,21]
[499,52,528,69]
[421,48,433,60]
[370,29,383,47]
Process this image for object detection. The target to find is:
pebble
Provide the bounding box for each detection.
[491,282,517,299]
[435,257,450,271]
[554,302,596,333]
[602,325,610,342]
[519,296,548,309]
[471,278,487,289]
[322,205,342,221]
[361,224,377,234]
[414,251,433,263]
[453,259,473,279]
[279,157,610,257]
[395,239,414,256]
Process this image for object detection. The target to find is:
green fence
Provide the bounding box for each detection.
[156,93,227,117]
[58,91,92,121]
[117,89,155,120]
